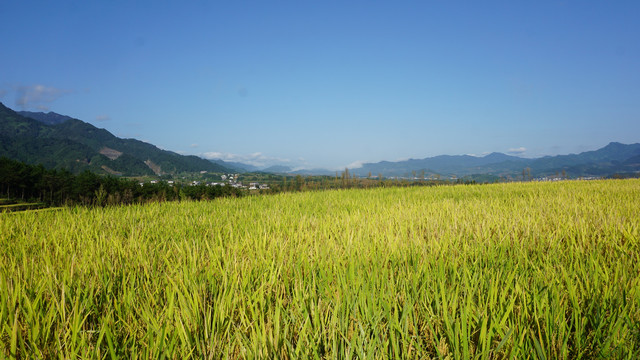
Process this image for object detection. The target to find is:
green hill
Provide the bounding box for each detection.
[0,102,231,176]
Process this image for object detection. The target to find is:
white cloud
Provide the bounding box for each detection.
[345,160,364,169]
[190,143,199,148]
[14,84,72,109]
[507,147,527,155]
[466,152,490,157]
[201,151,292,168]
[96,114,111,122]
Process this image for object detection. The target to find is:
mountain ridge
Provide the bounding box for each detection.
[205,142,640,179]
[18,111,73,125]
[1,103,232,176]
[3,102,639,179]
[350,142,640,178]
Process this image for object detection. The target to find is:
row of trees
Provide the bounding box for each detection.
[0,157,243,207]
[1,158,482,209]
[275,169,469,193]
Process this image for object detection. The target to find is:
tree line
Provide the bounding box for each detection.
[273,169,473,192]
[1,157,482,209]
[0,157,243,207]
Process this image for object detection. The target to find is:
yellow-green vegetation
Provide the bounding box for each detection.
[1,180,639,358]
[0,202,47,213]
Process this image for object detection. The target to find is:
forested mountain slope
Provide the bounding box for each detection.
[0,103,231,176]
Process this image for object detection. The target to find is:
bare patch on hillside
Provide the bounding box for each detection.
[99,147,123,160]
[101,165,122,176]
[145,159,162,175]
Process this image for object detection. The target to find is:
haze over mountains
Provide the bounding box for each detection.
[1,102,639,179]
[350,143,640,179]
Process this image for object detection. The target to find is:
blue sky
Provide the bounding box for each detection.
[1,1,639,169]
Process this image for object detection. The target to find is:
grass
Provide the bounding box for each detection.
[0,202,47,213]
[1,179,639,358]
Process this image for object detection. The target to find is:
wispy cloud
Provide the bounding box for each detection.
[466,152,490,157]
[201,151,291,168]
[14,84,72,109]
[345,160,364,169]
[0,89,7,99]
[507,147,527,155]
[96,114,111,122]
[190,143,199,148]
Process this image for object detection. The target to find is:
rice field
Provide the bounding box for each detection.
[1,179,639,358]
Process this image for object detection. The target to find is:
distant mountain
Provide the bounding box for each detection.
[209,159,260,173]
[18,111,73,125]
[0,103,232,176]
[209,160,335,175]
[352,143,640,179]
[261,165,292,173]
[352,152,527,177]
[290,168,336,176]
[624,154,640,166]
[4,102,638,179]
[208,142,640,179]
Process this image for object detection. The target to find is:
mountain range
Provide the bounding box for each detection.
[214,144,640,180]
[0,102,232,176]
[1,102,639,179]
[232,144,640,180]
[350,142,640,179]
